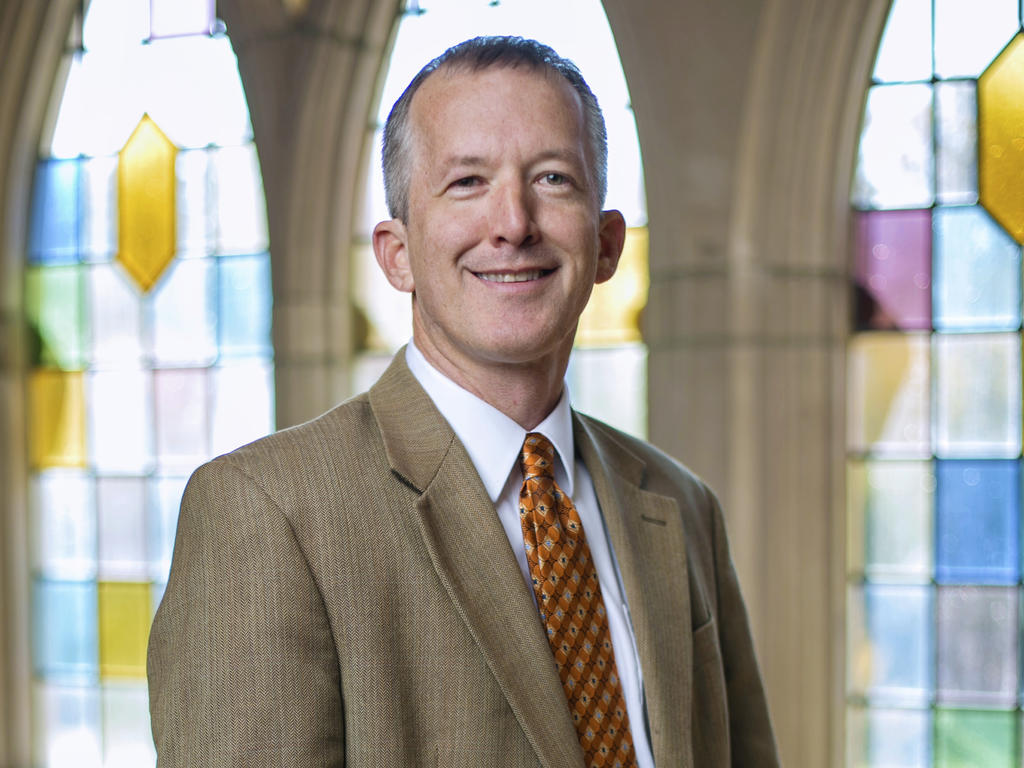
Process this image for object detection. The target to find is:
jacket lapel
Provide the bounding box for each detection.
[574,414,694,768]
[369,353,584,768]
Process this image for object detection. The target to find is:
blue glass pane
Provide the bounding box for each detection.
[29,159,80,264]
[850,585,933,701]
[936,460,1019,584]
[32,579,98,681]
[219,254,272,358]
[933,207,1021,331]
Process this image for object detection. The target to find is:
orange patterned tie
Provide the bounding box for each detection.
[519,433,637,768]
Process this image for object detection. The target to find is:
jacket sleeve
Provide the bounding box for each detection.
[147,458,344,767]
[708,491,780,767]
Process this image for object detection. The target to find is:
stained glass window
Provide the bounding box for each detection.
[848,2,1024,765]
[26,2,274,765]
[352,0,648,437]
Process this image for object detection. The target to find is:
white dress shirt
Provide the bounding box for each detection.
[406,343,655,768]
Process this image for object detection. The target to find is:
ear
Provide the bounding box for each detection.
[595,209,626,284]
[372,219,415,293]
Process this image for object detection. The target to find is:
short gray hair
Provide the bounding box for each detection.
[381,35,608,222]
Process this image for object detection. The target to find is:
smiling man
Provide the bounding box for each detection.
[148,37,779,768]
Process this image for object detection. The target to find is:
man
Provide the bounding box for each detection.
[148,36,779,767]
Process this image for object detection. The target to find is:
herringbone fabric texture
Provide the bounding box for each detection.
[519,433,637,768]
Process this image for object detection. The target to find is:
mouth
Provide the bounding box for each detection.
[474,269,553,283]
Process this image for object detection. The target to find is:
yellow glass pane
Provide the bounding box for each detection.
[98,581,151,679]
[576,226,649,346]
[29,370,87,468]
[979,32,1024,244]
[847,332,930,454]
[117,114,178,291]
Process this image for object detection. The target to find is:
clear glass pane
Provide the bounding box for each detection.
[26,265,85,370]
[151,258,217,366]
[853,210,931,331]
[847,706,930,768]
[33,579,99,680]
[31,470,96,580]
[32,683,102,768]
[935,82,979,206]
[88,263,143,368]
[80,156,117,262]
[97,478,147,581]
[149,0,213,38]
[932,206,1021,331]
[97,582,151,680]
[210,361,274,455]
[219,254,272,358]
[211,143,268,255]
[871,0,932,83]
[847,460,932,582]
[567,345,647,439]
[154,369,208,471]
[848,333,930,455]
[176,149,213,257]
[852,84,933,210]
[148,475,187,583]
[934,708,1016,768]
[935,460,1019,585]
[29,159,80,264]
[933,333,1021,458]
[87,369,153,474]
[848,584,932,703]
[934,0,1018,78]
[937,587,1017,706]
[101,682,155,768]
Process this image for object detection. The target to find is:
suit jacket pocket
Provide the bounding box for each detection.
[691,617,730,767]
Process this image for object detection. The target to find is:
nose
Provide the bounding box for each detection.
[488,180,538,248]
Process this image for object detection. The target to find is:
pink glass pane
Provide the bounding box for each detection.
[854,210,931,330]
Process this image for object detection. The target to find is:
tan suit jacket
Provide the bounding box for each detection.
[148,352,779,767]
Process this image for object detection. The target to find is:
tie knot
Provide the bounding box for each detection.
[520,432,556,480]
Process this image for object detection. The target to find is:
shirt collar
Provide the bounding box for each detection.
[405,341,575,501]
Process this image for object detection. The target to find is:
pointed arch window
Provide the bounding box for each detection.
[350,0,649,438]
[26,2,273,765]
[847,1,1024,765]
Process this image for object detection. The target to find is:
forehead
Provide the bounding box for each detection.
[406,64,586,154]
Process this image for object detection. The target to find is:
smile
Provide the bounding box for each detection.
[474,269,551,283]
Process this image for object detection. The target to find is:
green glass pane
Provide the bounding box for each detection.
[935,708,1015,768]
[26,266,85,370]
[847,460,932,582]
[933,333,1021,457]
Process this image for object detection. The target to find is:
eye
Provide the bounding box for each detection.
[541,172,569,186]
[450,176,482,189]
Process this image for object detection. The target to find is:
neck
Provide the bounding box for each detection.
[412,334,570,431]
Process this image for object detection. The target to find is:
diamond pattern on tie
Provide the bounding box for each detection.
[519,433,637,768]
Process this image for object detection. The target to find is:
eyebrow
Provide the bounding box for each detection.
[440,148,584,170]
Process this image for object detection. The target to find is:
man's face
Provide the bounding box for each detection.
[374,65,625,377]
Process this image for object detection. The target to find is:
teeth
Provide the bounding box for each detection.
[477,270,545,283]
